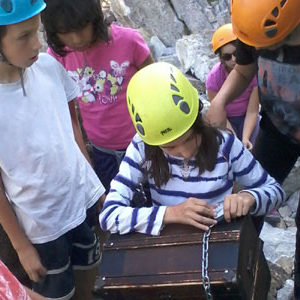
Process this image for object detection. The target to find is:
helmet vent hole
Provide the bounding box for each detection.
[135,113,142,122]
[170,73,176,83]
[264,19,276,27]
[280,0,287,7]
[31,0,38,4]
[179,101,190,114]
[265,27,278,38]
[131,104,135,114]
[1,0,12,12]
[170,84,180,92]
[271,7,279,18]
[172,95,183,105]
[137,124,145,136]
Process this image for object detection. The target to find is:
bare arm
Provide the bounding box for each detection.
[207,63,257,127]
[0,174,46,282]
[206,90,236,134]
[68,99,92,165]
[242,87,259,150]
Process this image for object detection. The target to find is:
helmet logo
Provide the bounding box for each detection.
[0,0,12,12]
[161,128,172,136]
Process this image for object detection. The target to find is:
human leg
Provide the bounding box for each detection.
[252,118,300,296]
[252,123,299,184]
[252,120,300,233]
[71,221,101,300]
[32,235,75,299]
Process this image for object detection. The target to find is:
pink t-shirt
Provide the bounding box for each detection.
[206,62,258,117]
[48,24,150,149]
[0,261,31,300]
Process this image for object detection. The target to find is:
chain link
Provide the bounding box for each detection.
[202,226,213,300]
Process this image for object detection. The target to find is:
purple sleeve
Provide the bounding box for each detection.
[131,29,151,67]
[206,63,222,92]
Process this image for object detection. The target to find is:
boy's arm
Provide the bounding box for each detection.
[206,89,236,134]
[0,173,46,282]
[68,99,92,165]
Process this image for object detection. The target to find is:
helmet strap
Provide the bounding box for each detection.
[18,67,27,97]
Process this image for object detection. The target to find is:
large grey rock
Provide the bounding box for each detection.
[176,33,218,83]
[170,0,230,33]
[110,0,185,46]
[277,279,294,300]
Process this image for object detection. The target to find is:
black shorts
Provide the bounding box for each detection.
[32,218,101,299]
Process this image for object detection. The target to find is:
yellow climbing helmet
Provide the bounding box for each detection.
[126,62,199,146]
[211,23,237,53]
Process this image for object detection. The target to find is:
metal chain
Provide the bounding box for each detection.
[202,226,213,300]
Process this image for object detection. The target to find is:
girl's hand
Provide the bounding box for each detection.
[163,197,217,231]
[223,192,256,223]
[242,138,253,151]
[17,243,47,283]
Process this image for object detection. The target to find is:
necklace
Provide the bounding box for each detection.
[181,159,191,179]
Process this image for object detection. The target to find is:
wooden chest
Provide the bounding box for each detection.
[97,216,270,299]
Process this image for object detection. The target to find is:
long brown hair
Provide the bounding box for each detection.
[144,112,223,187]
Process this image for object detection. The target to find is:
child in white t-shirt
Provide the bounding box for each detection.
[0,1,105,299]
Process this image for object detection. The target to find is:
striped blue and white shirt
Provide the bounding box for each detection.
[100,131,285,235]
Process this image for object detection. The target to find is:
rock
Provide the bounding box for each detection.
[176,33,218,82]
[267,261,290,299]
[283,159,300,198]
[277,279,294,300]
[261,222,296,265]
[149,36,167,60]
[285,190,300,218]
[110,0,185,46]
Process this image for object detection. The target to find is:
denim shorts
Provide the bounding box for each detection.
[32,215,101,299]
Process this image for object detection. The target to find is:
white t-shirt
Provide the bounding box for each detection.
[0,54,105,244]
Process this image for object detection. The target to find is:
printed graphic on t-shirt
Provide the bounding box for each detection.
[257,56,300,139]
[68,60,130,105]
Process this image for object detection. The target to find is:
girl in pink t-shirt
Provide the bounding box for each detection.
[41,0,154,193]
[206,24,260,150]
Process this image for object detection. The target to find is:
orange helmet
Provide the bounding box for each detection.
[231,0,300,47]
[211,23,237,53]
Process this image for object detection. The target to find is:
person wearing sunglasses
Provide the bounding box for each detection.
[206,23,260,151]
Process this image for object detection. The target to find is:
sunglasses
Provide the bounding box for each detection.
[220,50,237,61]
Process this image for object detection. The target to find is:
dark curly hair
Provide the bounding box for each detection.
[41,0,109,56]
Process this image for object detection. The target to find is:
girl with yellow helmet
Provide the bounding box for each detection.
[206,0,300,296]
[100,62,283,236]
[207,23,260,151]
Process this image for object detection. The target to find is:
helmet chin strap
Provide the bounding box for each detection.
[0,50,27,96]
